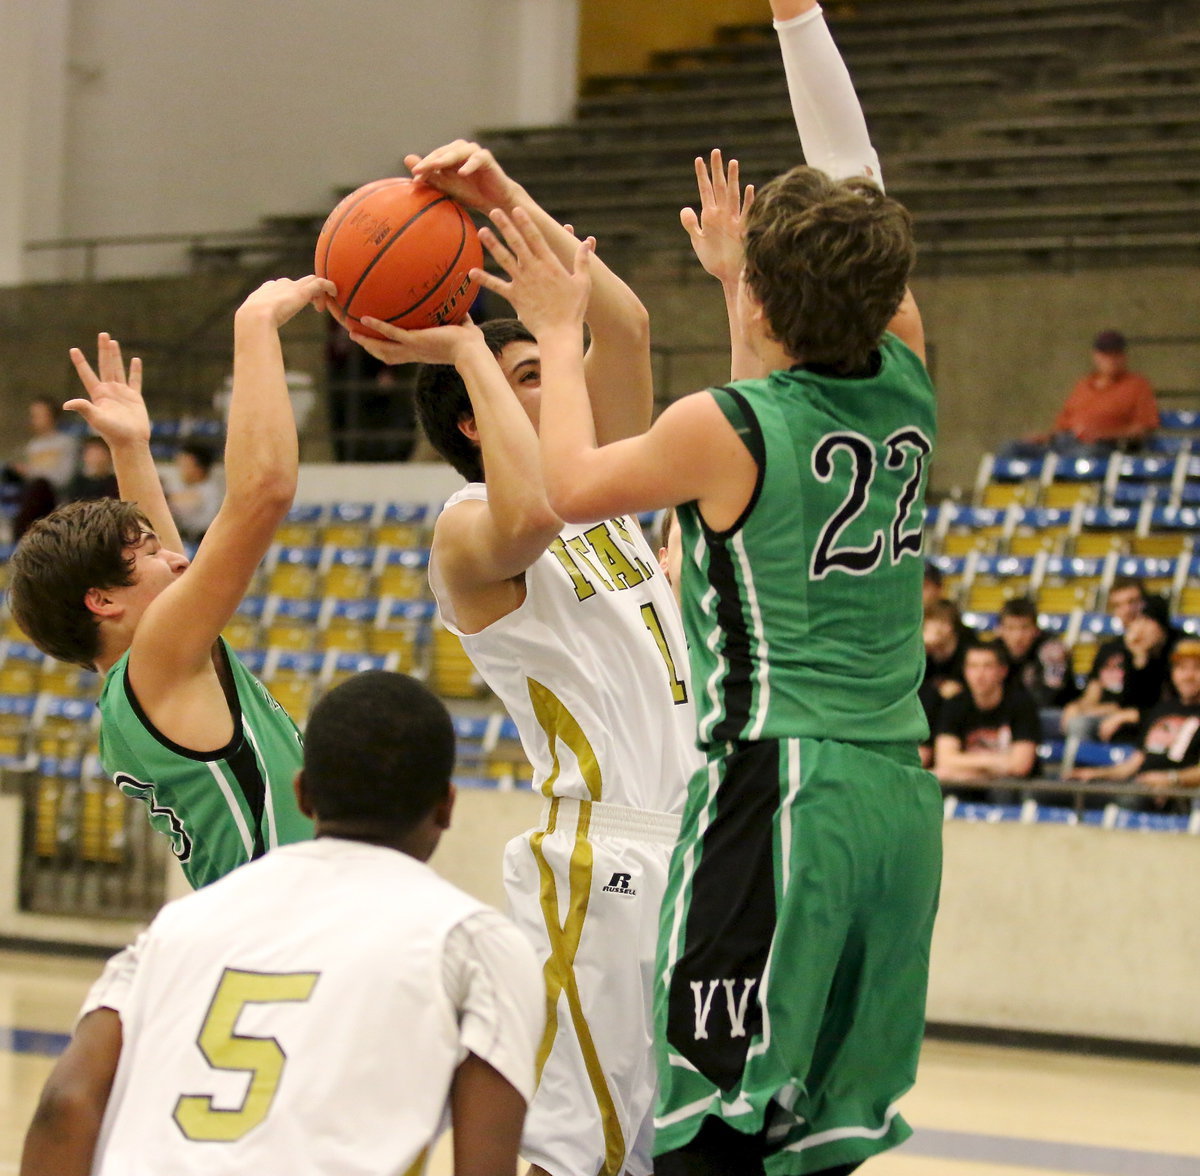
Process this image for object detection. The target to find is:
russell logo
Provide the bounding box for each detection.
[602,871,636,897]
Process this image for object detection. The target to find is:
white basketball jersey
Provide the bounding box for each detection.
[432,485,700,813]
[89,840,523,1176]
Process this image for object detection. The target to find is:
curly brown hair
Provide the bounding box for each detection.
[7,498,151,670]
[741,166,915,373]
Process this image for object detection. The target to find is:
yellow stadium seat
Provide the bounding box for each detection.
[431,625,487,699]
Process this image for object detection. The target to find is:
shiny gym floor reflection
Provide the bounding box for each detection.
[1,950,1196,1175]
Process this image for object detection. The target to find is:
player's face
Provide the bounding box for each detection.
[964,649,1006,702]
[998,615,1038,659]
[496,341,542,429]
[657,513,683,607]
[1171,657,1200,705]
[110,530,190,618]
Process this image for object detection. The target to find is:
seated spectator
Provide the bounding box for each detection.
[996,597,1079,716]
[919,600,975,766]
[934,642,1040,788]
[923,560,946,611]
[1002,330,1157,460]
[3,395,80,538]
[1066,639,1200,814]
[1061,593,1172,743]
[167,440,221,542]
[63,436,119,503]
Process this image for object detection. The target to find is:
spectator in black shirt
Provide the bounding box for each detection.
[920,599,974,766]
[996,597,1079,712]
[934,641,1040,786]
[1062,593,1172,743]
[1067,639,1200,813]
[62,436,119,503]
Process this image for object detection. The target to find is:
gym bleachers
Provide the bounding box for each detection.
[465,0,1200,271]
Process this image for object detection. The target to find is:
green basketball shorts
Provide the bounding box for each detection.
[654,737,943,1175]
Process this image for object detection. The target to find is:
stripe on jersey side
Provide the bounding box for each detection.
[527,677,603,803]
[241,718,278,850]
[529,798,627,1176]
[729,528,771,740]
[205,760,254,857]
[703,536,756,743]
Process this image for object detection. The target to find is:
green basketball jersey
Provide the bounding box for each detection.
[678,332,936,748]
[99,638,311,888]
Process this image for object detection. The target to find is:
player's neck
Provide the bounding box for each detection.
[313,824,434,862]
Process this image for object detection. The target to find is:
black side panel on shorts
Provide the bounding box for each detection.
[666,742,779,1091]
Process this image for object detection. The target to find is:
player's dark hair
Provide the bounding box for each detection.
[923,561,943,587]
[7,498,151,670]
[1000,597,1038,622]
[302,670,455,832]
[414,318,537,483]
[178,440,216,474]
[742,166,915,373]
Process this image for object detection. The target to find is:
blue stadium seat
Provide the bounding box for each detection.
[1160,409,1200,431]
[1070,741,1137,768]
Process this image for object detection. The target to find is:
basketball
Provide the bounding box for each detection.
[315,177,483,338]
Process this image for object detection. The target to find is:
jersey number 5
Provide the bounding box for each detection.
[810,428,932,580]
[173,967,319,1142]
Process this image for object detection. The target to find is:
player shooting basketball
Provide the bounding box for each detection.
[8,276,333,889]
[346,142,702,1176]
[466,2,942,1172]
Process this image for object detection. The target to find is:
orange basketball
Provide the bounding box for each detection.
[315,178,483,338]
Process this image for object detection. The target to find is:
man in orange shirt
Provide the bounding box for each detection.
[1005,329,1158,460]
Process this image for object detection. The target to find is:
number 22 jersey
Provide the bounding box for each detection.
[677,332,936,748]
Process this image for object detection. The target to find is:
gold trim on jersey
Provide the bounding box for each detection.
[527,677,603,803]
[401,1145,429,1176]
[527,679,626,1176]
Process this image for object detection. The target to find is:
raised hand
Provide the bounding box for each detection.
[236,275,336,328]
[680,149,755,285]
[473,207,593,340]
[406,140,518,214]
[350,316,484,368]
[65,333,151,448]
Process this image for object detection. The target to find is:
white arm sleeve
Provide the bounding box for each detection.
[774,5,884,190]
[442,909,544,1104]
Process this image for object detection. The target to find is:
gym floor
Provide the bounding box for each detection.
[1,949,1195,1175]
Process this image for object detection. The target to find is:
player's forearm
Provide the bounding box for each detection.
[774,2,883,186]
[224,309,298,514]
[459,346,559,539]
[500,186,653,438]
[20,1108,101,1176]
[537,327,605,520]
[109,440,185,554]
[722,279,764,381]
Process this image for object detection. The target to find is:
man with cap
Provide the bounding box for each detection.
[1004,329,1158,460]
[1067,638,1200,814]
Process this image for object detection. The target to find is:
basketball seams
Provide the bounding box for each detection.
[315,177,405,281]
[383,204,472,325]
[342,194,459,321]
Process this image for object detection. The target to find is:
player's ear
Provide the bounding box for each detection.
[293,771,315,820]
[457,415,480,444]
[433,783,455,832]
[83,587,119,619]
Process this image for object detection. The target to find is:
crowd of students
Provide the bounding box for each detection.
[922,567,1200,813]
[3,397,220,545]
